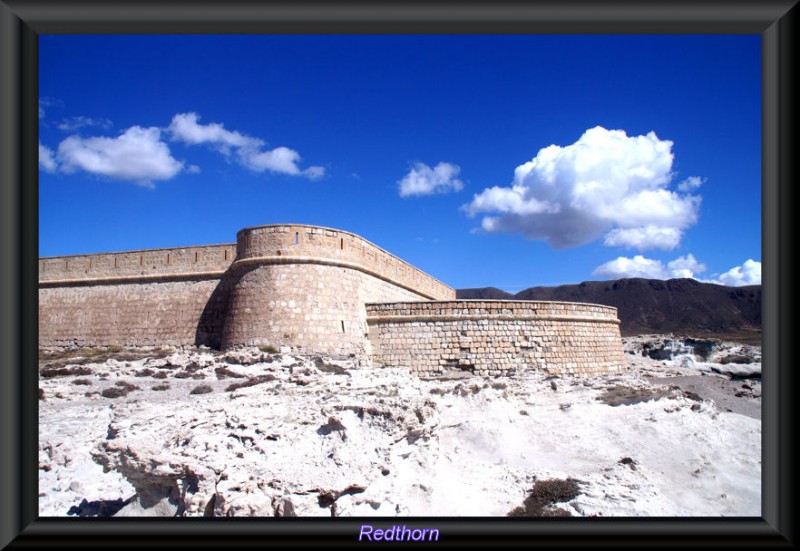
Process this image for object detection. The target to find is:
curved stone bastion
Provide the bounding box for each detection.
[366,301,626,377]
[39,223,626,376]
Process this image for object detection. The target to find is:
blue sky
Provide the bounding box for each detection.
[39,35,761,291]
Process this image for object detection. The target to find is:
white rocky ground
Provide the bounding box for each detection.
[38,335,762,517]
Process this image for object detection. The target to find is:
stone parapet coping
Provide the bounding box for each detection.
[38,270,227,287]
[366,314,621,324]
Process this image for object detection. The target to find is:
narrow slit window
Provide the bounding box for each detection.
[341,320,346,333]
[224,249,229,261]
[167,253,171,265]
[114,257,118,268]
[139,254,143,266]
[295,232,299,245]
[340,238,344,250]
[195,251,199,262]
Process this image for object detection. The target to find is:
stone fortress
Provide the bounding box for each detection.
[39,223,626,377]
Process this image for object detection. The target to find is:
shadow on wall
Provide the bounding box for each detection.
[194,277,233,349]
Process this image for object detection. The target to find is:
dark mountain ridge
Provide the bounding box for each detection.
[457,278,761,344]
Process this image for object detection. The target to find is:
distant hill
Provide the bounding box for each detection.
[456,278,761,344]
[455,287,514,300]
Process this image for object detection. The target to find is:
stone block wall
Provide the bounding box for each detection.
[38,224,455,354]
[366,301,626,377]
[39,244,236,283]
[220,225,454,354]
[39,278,230,349]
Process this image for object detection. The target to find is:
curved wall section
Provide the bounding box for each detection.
[366,301,626,377]
[232,225,454,301]
[220,224,455,354]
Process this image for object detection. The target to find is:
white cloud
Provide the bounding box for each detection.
[39,142,57,173]
[57,126,184,186]
[57,116,113,132]
[712,259,761,286]
[168,112,324,179]
[666,254,708,279]
[463,126,702,251]
[677,176,705,192]
[168,112,251,151]
[592,253,707,280]
[398,162,464,198]
[593,255,762,287]
[603,225,683,250]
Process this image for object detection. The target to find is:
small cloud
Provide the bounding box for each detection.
[187,164,201,174]
[56,116,113,132]
[38,97,61,120]
[464,126,701,251]
[57,126,184,186]
[677,176,705,192]
[710,259,761,286]
[603,225,683,250]
[39,142,57,173]
[398,162,463,198]
[666,254,707,278]
[592,253,706,280]
[168,112,323,179]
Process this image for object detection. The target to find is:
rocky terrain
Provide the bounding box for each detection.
[38,336,761,518]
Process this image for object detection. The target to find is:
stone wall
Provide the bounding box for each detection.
[39,244,236,283]
[39,278,230,349]
[220,225,454,354]
[38,224,454,353]
[366,301,626,377]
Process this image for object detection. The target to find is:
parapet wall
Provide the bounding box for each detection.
[366,301,626,377]
[39,244,236,284]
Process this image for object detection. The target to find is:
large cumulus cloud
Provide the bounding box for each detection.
[463,126,702,251]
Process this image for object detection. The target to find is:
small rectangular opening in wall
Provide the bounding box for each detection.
[195,251,199,262]
[167,253,171,265]
[139,254,143,266]
[295,232,299,245]
[341,320,346,333]
[114,257,118,268]
[224,249,229,261]
[340,238,344,250]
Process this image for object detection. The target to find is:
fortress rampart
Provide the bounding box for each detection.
[366,301,625,377]
[39,223,626,376]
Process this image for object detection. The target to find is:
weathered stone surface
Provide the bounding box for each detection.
[39,224,626,376]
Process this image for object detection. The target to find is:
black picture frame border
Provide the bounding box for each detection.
[1,1,796,548]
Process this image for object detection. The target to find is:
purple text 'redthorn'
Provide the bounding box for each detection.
[359,525,440,542]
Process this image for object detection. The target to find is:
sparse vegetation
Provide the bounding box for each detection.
[152,384,170,391]
[40,366,93,378]
[259,345,279,354]
[190,384,213,395]
[225,374,276,392]
[215,366,246,379]
[101,388,127,399]
[72,378,92,386]
[508,478,581,517]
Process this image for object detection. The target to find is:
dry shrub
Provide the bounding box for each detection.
[507,478,581,517]
[225,374,276,392]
